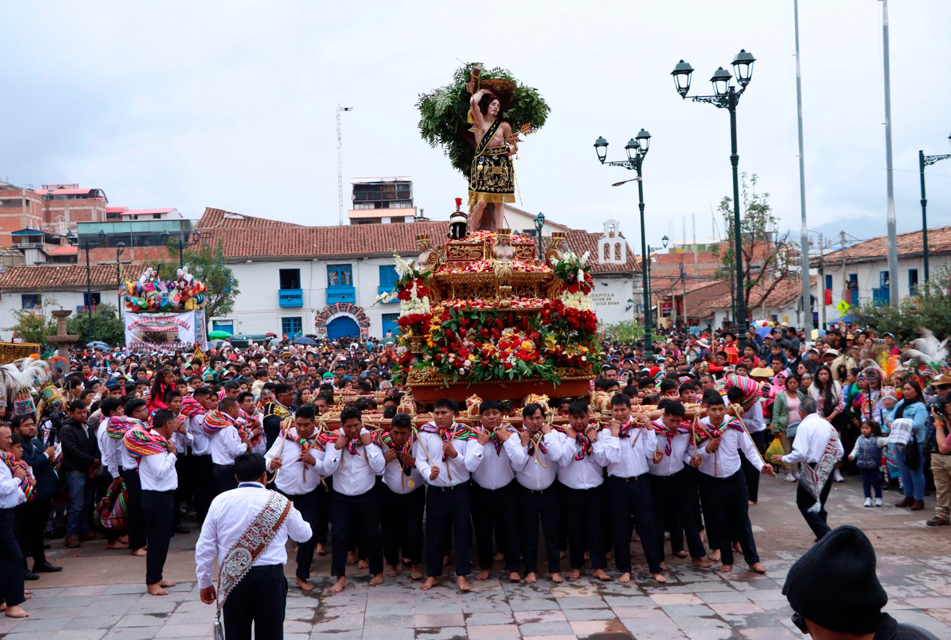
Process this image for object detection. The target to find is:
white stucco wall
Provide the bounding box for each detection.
[590,276,635,324]
[0,286,119,340]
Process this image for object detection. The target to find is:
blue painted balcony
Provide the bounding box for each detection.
[278,289,303,308]
[326,286,355,305]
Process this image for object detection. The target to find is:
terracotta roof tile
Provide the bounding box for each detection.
[813,226,951,266]
[0,264,142,290]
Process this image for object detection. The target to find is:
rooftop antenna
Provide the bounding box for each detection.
[337,104,353,225]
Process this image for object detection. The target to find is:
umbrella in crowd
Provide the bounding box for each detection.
[292,336,317,346]
[208,330,233,340]
[86,341,110,351]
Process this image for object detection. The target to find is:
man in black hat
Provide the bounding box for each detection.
[783,525,937,639]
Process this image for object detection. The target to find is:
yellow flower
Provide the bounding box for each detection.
[468,354,477,362]
[521,340,533,351]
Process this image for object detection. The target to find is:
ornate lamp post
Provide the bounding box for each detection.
[116,241,125,310]
[919,133,951,282]
[594,128,653,359]
[533,211,546,259]
[672,49,756,348]
[163,231,185,269]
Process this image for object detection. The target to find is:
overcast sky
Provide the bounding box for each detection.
[3,1,950,249]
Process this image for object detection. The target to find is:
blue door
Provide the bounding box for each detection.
[381,313,400,338]
[327,316,360,341]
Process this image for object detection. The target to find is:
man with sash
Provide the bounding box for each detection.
[556,401,611,581]
[11,414,60,574]
[771,395,844,541]
[197,452,312,640]
[321,406,384,593]
[600,393,666,584]
[96,397,130,550]
[107,398,149,556]
[237,392,267,455]
[164,389,192,535]
[208,398,251,497]
[648,401,710,571]
[126,409,180,595]
[0,425,29,619]
[696,394,774,573]
[261,384,294,449]
[414,398,479,592]
[468,399,521,583]
[264,403,325,592]
[378,412,425,581]
[182,388,217,522]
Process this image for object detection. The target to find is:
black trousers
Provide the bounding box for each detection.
[121,468,147,550]
[172,454,190,529]
[424,483,471,578]
[471,482,519,572]
[796,464,834,541]
[741,430,767,503]
[562,485,607,570]
[286,488,322,580]
[516,484,561,575]
[0,509,25,607]
[650,471,706,562]
[698,471,759,567]
[329,490,383,578]
[193,454,214,522]
[17,497,52,566]
[213,464,238,498]
[315,477,330,545]
[142,490,174,585]
[223,564,287,640]
[608,475,661,574]
[382,485,425,566]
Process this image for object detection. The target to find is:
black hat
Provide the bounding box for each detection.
[783,525,887,634]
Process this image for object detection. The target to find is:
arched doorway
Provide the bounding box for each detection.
[327,316,360,341]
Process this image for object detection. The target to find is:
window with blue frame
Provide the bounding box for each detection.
[873,271,890,306]
[825,274,833,291]
[213,320,234,333]
[378,265,398,300]
[381,313,400,338]
[327,264,355,304]
[281,317,303,338]
[909,268,919,295]
[21,294,41,310]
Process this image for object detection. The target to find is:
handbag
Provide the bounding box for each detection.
[905,437,921,471]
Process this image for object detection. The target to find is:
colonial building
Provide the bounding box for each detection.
[0,182,110,246]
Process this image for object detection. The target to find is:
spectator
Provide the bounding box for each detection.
[59,400,101,548]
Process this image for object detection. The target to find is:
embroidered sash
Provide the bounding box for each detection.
[475,119,503,157]
[106,416,141,440]
[0,451,33,502]
[203,411,236,436]
[123,427,169,458]
[799,429,839,513]
[180,396,207,419]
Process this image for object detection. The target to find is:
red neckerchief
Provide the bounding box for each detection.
[651,419,693,456]
[526,430,548,456]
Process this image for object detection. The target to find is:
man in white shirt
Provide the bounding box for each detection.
[264,403,325,592]
[114,398,150,556]
[697,395,774,573]
[321,406,384,594]
[414,399,480,592]
[728,387,768,505]
[196,452,312,640]
[557,401,610,581]
[771,395,844,541]
[379,413,425,581]
[0,425,29,619]
[467,400,521,583]
[209,398,251,497]
[185,387,217,522]
[601,393,666,584]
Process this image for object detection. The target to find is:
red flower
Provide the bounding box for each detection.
[504,362,513,370]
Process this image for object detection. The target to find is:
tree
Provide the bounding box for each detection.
[855,266,951,342]
[67,303,125,345]
[9,310,56,345]
[156,238,240,320]
[714,173,791,319]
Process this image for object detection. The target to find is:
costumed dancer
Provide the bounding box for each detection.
[378,412,425,581]
[321,406,384,593]
[207,398,251,497]
[196,452,312,640]
[468,399,521,583]
[261,384,295,449]
[264,403,325,592]
[96,398,130,550]
[556,401,611,581]
[414,399,479,592]
[164,389,192,535]
[0,425,29,619]
[182,388,217,521]
[108,398,149,555]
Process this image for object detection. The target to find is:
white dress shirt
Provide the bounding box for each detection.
[103,416,143,473]
[601,421,657,478]
[195,482,312,589]
[697,418,764,478]
[96,419,118,479]
[210,425,248,466]
[382,448,424,495]
[781,413,845,466]
[413,424,481,488]
[170,428,194,455]
[649,424,696,477]
[187,414,212,456]
[320,429,384,496]
[556,431,607,489]
[508,430,564,491]
[741,402,767,434]
[137,430,178,492]
[468,430,519,490]
[264,429,324,495]
[0,462,26,509]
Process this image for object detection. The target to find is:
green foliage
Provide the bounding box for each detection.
[67,303,125,345]
[157,238,240,319]
[9,310,57,345]
[416,63,550,178]
[855,267,951,341]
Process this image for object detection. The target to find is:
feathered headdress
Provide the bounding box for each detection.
[903,328,949,372]
[878,351,902,384]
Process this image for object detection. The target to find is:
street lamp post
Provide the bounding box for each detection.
[116,242,125,310]
[919,133,951,282]
[594,128,653,359]
[533,212,546,259]
[672,50,756,350]
[163,231,185,269]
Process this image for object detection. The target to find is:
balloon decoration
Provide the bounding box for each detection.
[120,266,207,312]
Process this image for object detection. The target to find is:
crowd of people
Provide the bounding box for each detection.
[1,322,949,637]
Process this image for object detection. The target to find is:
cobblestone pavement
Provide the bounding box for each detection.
[2,476,949,639]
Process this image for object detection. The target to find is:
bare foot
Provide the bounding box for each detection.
[559,550,567,559]
[147,583,168,596]
[508,571,521,583]
[568,568,582,580]
[476,569,491,581]
[494,552,504,562]
[358,559,368,570]
[748,562,767,574]
[719,564,733,573]
[675,550,689,558]
[411,566,424,581]
[421,576,438,591]
[748,500,756,506]
[592,568,612,581]
[317,543,327,556]
[4,604,29,619]
[525,572,537,584]
[107,540,125,550]
[158,579,176,588]
[296,576,314,592]
[732,542,742,553]
[691,558,713,568]
[550,572,563,584]
[329,577,347,594]
[443,553,450,568]
[119,535,129,544]
[347,551,356,565]
[370,573,384,586]
[653,573,667,584]
[131,548,147,557]
[619,572,631,583]
[457,576,471,592]
[659,561,668,572]
[387,565,399,578]
[708,550,721,562]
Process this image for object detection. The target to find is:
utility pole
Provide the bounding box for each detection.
[881,0,899,309]
[840,231,847,305]
[336,105,353,226]
[793,0,812,335]
[818,232,826,329]
[680,262,687,329]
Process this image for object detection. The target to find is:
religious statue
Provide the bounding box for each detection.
[415,234,438,273]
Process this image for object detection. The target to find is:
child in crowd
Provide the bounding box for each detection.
[849,420,888,507]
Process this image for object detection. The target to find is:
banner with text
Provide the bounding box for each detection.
[124,310,207,352]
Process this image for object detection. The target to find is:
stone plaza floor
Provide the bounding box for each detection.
[2,476,949,639]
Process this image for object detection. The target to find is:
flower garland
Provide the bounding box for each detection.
[551,251,594,311]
